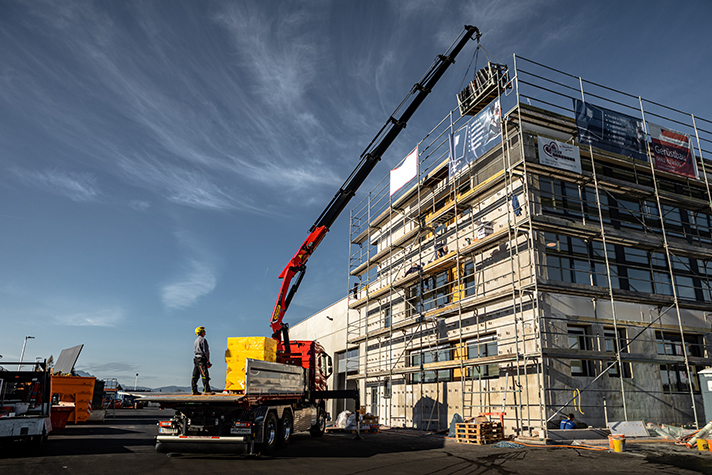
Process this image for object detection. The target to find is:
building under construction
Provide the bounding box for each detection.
[337,55,712,437]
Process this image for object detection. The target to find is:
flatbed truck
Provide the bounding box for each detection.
[146,340,356,454]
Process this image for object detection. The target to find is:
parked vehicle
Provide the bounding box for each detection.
[0,361,51,452]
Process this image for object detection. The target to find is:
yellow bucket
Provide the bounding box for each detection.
[609,435,626,452]
[697,438,710,451]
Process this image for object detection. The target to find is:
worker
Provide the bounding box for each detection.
[192,326,212,395]
[560,413,576,430]
[404,263,422,276]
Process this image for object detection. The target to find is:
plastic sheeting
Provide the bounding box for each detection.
[336,410,358,429]
[645,422,696,440]
[448,413,464,438]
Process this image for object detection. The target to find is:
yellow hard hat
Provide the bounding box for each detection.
[195,326,205,335]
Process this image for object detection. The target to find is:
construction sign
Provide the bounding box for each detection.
[648,123,698,179]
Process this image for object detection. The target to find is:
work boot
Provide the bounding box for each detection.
[192,391,201,395]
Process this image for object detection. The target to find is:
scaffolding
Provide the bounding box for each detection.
[346,54,712,437]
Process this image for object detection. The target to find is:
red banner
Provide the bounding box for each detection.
[648,123,697,179]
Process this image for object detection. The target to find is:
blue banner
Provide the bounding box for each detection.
[449,99,501,178]
[573,99,647,162]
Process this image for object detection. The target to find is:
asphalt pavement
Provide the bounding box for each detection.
[1,407,711,474]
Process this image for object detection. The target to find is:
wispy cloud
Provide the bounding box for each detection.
[2,2,344,214]
[161,258,217,310]
[129,199,151,211]
[12,168,99,202]
[119,157,236,211]
[53,307,123,327]
[161,230,219,310]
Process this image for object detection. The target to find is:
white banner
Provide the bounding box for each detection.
[390,146,418,196]
[537,137,581,174]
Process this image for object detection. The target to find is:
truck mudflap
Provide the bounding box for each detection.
[156,435,251,455]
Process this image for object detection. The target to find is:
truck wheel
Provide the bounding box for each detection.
[278,410,293,447]
[260,412,278,454]
[309,409,326,437]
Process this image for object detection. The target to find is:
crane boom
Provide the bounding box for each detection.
[271,25,481,341]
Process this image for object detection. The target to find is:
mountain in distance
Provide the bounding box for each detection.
[73,370,192,392]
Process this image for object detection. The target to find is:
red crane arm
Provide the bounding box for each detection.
[268,25,479,343]
[270,225,328,338]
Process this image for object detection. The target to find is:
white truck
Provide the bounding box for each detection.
[0,361,52,453]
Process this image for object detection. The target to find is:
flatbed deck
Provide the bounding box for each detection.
[139,392,244,404]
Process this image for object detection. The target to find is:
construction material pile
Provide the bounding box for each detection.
[224,337,276,391]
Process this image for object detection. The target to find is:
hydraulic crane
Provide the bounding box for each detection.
[270,25,481,345]
[145,25,483,456]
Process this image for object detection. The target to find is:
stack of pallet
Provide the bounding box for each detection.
[455,421,505,445]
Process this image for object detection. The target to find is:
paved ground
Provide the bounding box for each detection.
[1,407,712,474]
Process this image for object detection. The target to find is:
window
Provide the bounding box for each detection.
[336,351,346,373]
[568,326,591,376]
[410,346,451,383]
[346,348,359,374]
[623,247,653,294]
[604,328,631,378]
[407,271,450,316]
[466,336,499,378]
[544,233,615,287]
[383,307,392,328]
[656,331,703,393]
[463,261,477,297]
[370,387,378,416]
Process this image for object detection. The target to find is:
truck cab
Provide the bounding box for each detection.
[277,340,333,392]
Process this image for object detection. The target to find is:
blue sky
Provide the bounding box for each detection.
[1,0,711,389]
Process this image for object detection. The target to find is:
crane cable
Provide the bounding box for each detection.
[457,37,482,96]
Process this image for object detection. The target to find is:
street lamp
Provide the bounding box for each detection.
[18,336,35,371]
[134,373,139,391]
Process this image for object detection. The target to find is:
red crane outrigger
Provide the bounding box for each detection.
[270,25,481,349]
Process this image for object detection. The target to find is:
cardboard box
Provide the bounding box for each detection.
[224,337,277,391]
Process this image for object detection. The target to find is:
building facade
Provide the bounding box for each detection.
[341,56,712,437]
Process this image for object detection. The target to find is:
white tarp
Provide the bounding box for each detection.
[390,146,418,196]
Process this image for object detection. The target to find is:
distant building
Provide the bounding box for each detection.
[294,57,712,437]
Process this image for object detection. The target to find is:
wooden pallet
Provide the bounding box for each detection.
[455,422,504,445]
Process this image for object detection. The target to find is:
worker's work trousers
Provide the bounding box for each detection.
[191,356,211,393]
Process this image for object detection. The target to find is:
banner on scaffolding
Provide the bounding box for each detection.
[648,123,698,179]
[448,98,501,178]
[537,136,582,174]
[390,146,418,196]
[573,99,647,162]
[468,98,502,160]
[448,127,468,179]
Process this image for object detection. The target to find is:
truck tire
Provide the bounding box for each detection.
[278,410,293,447]
[260,412,278,454]
[309,409,326,437]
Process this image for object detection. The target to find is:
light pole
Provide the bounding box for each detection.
[18,336,35,371]
[134,373,139,391]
